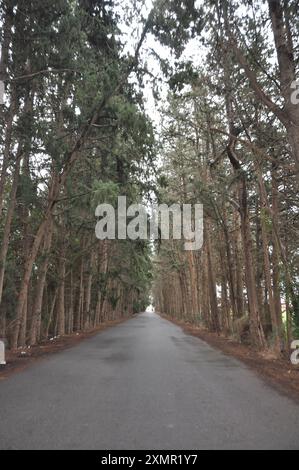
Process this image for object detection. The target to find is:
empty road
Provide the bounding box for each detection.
[0,311,298,450]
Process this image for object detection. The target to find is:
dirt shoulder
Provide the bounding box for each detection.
[162,315,299,403]
[0,317,131,380]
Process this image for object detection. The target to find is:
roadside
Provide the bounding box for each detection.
[160,314,299,403]
[0,317,131,380]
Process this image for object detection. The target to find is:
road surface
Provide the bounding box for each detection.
[0,311,298,449]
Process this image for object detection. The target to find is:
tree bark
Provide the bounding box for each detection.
[29,219,53,345]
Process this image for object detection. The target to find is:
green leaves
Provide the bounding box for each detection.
[91,181,120,209]
[151,0,204,57]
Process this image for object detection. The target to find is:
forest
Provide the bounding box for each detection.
[0,0,298,357]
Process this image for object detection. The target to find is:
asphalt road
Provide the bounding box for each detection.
[0,311,299,450]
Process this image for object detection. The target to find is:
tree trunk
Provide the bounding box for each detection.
[57,237,66,337]
[257,168,281,353]
[205,219,220,333]
[239,175,266,349]
[0,149,22,306]
[271,163,283,341]
[29,219,53,345]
